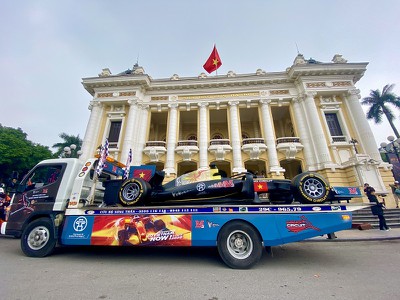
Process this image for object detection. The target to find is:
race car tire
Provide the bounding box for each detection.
[217,221,263,269]
[21,218,56,257]
[119,178,150,206]
[291,172,329,204]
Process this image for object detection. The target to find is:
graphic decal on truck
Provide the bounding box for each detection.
[90,214,192,246]
[286,215,320,233]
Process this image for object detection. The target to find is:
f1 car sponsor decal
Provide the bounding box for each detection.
[207,220,220,228]
[208,180,234,188]
[195,219,220,229]
[196,182,206,192]
[286,215,320,233]
[195,220,204,228]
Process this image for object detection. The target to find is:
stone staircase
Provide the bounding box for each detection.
[352,208,400,229]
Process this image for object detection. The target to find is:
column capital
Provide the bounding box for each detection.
[259,99,271,105]
[127,98,139,106]
[228,100,239,107]
[347,88,361,97]
[305,91,317,98]
[139,103,150,110]
[198,102,209,108]
[88,101,102,110]
[168,102,179,109]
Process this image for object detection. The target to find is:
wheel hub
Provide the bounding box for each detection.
[28,227,49,250]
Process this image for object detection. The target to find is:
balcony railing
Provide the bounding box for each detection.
[210,139,230,146]
[332,136,347,143]
[177,140,198,147]
[145,141,166,147]
[242,138,265,145]
[276,137,300,144]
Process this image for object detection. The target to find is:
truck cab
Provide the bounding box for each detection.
[1,158,83,237]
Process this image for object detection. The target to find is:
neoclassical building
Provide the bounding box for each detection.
[80,54,397,206]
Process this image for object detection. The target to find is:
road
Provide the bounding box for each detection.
[1,236,399,300]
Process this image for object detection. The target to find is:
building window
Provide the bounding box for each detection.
[108,120,122,148]
[325,113,343,136]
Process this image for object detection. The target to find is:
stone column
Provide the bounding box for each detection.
[259,99,284,174]
[228,101,246,173]
[198,102,209,169]
[120,99,139,163]
[303,92,332,166]
[291,97,317,170]
[133,104,150,165]
[344,89,382,161]
[80,101,103,161]
[164,102,178,175]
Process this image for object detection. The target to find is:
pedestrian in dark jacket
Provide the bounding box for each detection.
[367,189,390,231]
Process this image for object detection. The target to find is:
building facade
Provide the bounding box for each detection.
[80,54,397,206]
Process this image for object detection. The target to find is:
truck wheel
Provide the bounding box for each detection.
[21,218,56,257]
[217,221,263,269]
[291,172,329,204]
[119,178,150,206]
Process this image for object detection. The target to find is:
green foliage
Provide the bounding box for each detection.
[52,132,82,158]
[0,124,53,183]
[361,84,400,138]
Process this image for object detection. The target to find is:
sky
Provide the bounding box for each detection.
[1,0,400,152]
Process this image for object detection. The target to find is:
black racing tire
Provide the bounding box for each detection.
[118,178,151,206]
[21,218,56,257]
[291,172,329,204]
[269,193,294,204]
[217,221,263,269]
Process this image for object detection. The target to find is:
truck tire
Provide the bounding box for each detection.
[217,221,263,269]
[21,218,56,257]
[291,172,329,204]
[119,178,150,206]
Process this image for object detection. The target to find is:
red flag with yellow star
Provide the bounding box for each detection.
[130,165,156,182]
[254,181,268,192]
[203,45,222,74]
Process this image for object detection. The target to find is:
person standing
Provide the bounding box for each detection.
[389,180,400,208]
[365,186,390,231]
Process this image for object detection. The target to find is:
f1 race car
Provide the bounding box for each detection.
[102,165,361,207]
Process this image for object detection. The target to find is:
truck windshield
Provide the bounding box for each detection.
[20,165,64,191]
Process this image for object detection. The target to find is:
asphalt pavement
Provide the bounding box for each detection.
[306,227,400,242]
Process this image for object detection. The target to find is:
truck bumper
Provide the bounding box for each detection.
[1,221,7,235]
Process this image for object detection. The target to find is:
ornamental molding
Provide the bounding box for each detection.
[177,92,259,101]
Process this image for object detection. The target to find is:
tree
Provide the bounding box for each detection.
[0,125,53,184]
[361,84,400,138]
[52,132,82,158]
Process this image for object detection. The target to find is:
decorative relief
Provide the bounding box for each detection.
[333,81,352,87]
[306,82,326,88]
[178,92,259,101]
[97,92,113,98]
[120,91,136,97]
[151,96,169,101]
[270,90,289,95]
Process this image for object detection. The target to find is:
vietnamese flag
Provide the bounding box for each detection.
[130,165,156,182]
[254,181,268,192]
[203,45,222,74]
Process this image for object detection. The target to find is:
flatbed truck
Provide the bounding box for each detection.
[1,157,366,269]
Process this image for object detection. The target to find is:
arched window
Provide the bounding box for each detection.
[187,134,197,140]
[212,133,223,139]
